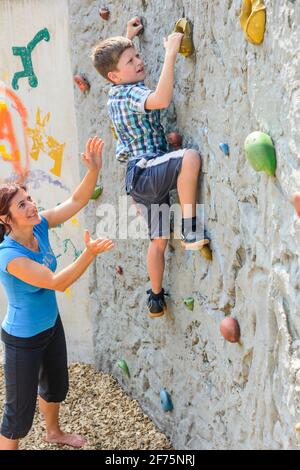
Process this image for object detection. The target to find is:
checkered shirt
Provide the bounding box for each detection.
[107,81,168,163]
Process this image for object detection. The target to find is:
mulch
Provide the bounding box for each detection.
[0,362,172,450]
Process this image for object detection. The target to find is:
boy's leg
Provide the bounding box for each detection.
[147,238,168,294]
[177,149,200,218]
[146,236,169,317]
[177,149,209,249]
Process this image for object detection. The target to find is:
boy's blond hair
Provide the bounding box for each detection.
[91,36,133,82]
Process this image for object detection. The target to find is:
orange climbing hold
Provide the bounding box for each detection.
[292,193,300,217]
[167,132,182,150]
[74,74,90,93]
[220,317,241,343]
[99,7,110,21]
[240,0,266,45]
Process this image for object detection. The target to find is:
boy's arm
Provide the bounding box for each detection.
[145,32,183,110]
[126,17,143,39]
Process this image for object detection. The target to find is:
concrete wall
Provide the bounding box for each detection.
[0,0,94,363]
[69,0,300,449]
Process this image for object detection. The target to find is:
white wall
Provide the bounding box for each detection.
[0,0,94,363]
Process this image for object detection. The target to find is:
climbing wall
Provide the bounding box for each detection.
[68,0,300,449]
[0,0,94,363]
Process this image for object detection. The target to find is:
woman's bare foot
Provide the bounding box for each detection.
[44,432,87,448]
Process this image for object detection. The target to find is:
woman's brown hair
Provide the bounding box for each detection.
[0,183,26,243]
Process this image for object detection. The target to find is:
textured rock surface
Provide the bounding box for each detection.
[69,0,300,449]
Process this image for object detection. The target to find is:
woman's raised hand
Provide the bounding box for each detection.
[81,136,104,173]
[84,230,114,256]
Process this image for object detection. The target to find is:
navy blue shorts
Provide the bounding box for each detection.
[0,315,68,440]
[125,149,186,239]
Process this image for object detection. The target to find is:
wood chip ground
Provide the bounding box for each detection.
[0,362,172,450]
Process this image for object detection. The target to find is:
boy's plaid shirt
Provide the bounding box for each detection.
[107,81,168,163]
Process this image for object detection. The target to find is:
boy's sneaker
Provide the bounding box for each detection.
[146,289,168,318]
[181,230,210,250]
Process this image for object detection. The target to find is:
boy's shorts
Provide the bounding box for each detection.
[125,149,186,239]
[0,315,68,440]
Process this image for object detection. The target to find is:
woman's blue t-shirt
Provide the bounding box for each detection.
[0,215,59,337]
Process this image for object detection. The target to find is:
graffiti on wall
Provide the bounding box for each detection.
[0,85,29,181]
[27,108,65,177]
[12,28,50,90]
[56,238,83,261]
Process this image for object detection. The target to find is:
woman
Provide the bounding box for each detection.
[0,136,114,450]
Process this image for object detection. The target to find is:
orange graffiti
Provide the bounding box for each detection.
[28,108,65,177]
[0,85,29,181]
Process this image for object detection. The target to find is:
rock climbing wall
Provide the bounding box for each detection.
[69,0,300,449]
[0,0,94,363]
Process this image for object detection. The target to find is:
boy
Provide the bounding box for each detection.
[91,17,209,318]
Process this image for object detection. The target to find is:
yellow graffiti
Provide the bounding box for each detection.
[0,143,14,160]
[27,108,65,177]
[71,216,79,227]
[65,287,71,299]
[1,71,9,82]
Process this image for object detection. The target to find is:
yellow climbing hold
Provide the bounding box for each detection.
[239,0,266,45]
[174,18,194,57]
[200,244,213,261]
[240,0,252,31]
[110,125,118,140]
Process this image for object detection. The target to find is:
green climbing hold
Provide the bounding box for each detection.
[90,186,103,200]
[244,131,276,176]
[183,297,194,311]
[117,359,130,378]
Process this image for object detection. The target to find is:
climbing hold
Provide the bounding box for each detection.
[295,423,300,434]
[200,244,213,261]
[220,317,241,343]
[183,297,194,311]
[167,132,182,150]
[110,125,118,140]
[292,193,300,217]
[117,359,130,378]
[160,389,173,412]
[173,18,194,57]
[219,142,230,156]
[133,17,144,36]
[239,0,266,45]
[99,7,110,20]
[244,131,276,176]
[90,186,103,200]
[115,265,123,275]
[74,74,90,93]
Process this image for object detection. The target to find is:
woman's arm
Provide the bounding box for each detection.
[7,230,114,292]
[41,136,103,229]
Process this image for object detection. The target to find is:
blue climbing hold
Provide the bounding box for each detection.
[160,389,173,412]
[219,143,230,156]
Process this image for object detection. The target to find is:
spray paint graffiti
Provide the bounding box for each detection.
[56,238,82,262]
[11,28,50,90]
[0,85,29,181]
[25,169,69,191]
[27,108,65,177]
